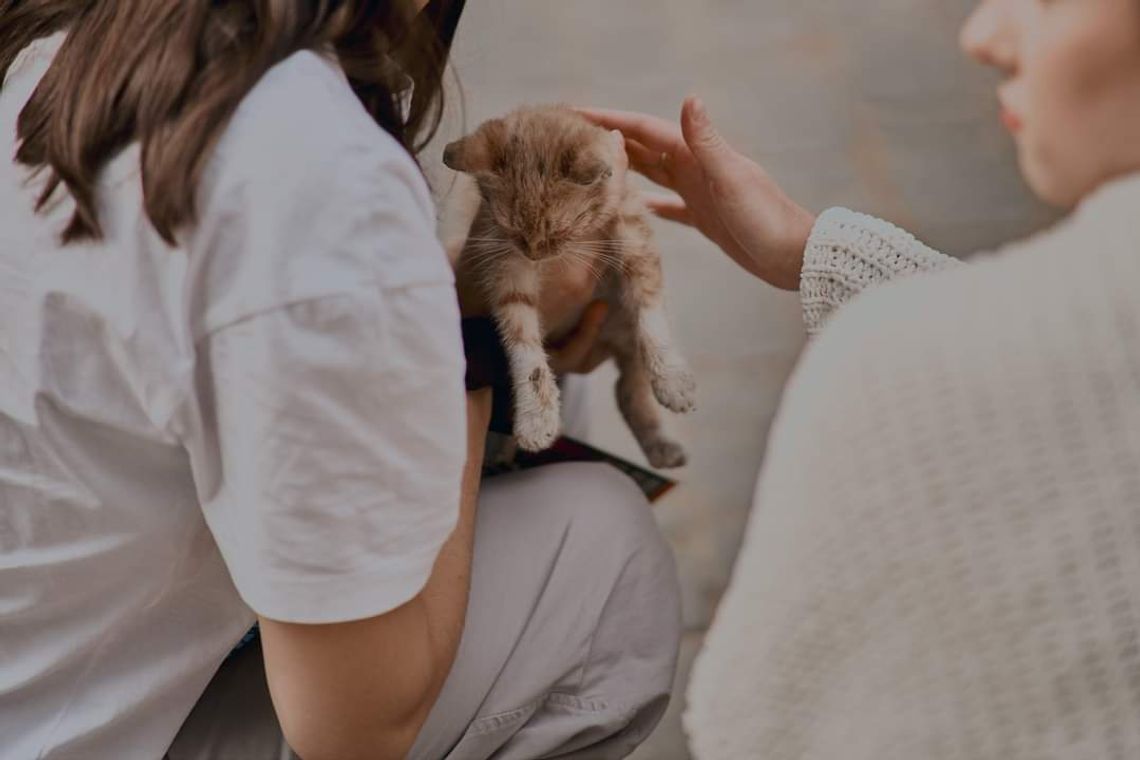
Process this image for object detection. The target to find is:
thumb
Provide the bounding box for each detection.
[583,300,611,334]
[681,96,736,179]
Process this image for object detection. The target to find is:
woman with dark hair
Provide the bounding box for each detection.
[0,2,680,758]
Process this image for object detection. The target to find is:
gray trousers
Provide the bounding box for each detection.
[168,461,682,760]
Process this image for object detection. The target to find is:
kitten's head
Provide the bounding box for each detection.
[444,106,627,262]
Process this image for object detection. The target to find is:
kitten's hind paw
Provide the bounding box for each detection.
[651,363,697,414]
[644,438,688,469]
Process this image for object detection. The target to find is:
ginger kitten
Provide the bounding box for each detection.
[444,105,695,468]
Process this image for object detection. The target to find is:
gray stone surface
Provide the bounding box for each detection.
[426,2,1053,757]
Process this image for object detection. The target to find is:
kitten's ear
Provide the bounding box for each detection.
[443,137,484,173]
[443,119,506,173]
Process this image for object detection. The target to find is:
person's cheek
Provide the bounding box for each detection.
[1058,9,1139,186]
[1017,12,1100,202]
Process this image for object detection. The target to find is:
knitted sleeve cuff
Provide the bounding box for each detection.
[799,208,962,336]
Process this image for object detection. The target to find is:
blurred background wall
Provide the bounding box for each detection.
[425,1,1054,756]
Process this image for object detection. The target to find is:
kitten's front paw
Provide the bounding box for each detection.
[644,437,688,469]
[514,365,562,451]
[514,404,561,451]
[651,362,697,414]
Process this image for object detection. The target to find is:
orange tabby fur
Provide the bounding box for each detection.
[444,105,695,468]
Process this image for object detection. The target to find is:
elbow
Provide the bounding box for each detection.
[262,596,455,760]
[281,672,438,760]
[285,712,428,760]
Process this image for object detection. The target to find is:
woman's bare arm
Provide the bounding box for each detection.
[258,389,492,760]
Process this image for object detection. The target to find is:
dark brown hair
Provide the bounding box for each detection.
[0,0,466,245]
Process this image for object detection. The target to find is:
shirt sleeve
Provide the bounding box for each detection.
[800,208,964,336]
[173,72,468,622]
[182,282,466,624]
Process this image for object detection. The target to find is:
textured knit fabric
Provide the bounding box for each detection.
[686,173,1140,760]
[800,208,963,335]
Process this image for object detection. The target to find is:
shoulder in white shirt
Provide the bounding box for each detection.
[0,35,465,760]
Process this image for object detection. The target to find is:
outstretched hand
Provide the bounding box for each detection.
[578,97,816,291]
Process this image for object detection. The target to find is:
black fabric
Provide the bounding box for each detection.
[461,317,514,435]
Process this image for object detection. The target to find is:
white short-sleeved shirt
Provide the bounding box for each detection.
[0,35,466,759]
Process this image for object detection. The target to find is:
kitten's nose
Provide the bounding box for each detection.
[526,240,552,261]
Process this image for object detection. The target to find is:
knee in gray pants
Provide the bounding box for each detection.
[410,462,683,760]
[169,463,682,760]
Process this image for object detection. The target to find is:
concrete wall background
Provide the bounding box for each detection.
[425,2,1054,756]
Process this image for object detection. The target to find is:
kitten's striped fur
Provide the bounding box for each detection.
[445,105,695,468]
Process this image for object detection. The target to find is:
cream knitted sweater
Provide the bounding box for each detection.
[686,173,1140,760]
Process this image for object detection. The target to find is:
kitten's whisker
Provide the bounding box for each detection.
[571,252,620,261]
[567,244,624,257]
[465,247,514,269]
[565,249,624,269]
[571,245,626,257]
[572,247,624,259]
[464,245,516,258]
[572,255,626,278]
[464,245,514,258]
[563,254,605,280]
[562,250,615,279]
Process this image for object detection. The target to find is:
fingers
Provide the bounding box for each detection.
[548,301,609,375]
[642,192,694,226]
[680,96,739,184]
[624,139,674,188]
[575,107,685,155]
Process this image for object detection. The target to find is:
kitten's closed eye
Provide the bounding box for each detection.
[568,161,613,186]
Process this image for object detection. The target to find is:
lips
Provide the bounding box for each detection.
[998,94,1024,133]
[1000,106,1024,133]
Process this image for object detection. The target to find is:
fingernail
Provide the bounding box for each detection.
[690,97,709,126]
